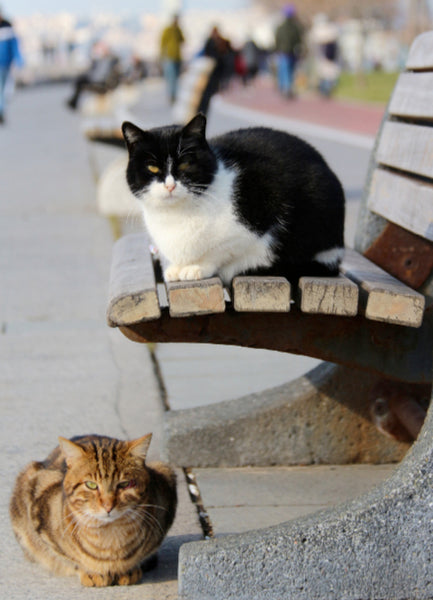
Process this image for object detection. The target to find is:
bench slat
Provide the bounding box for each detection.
[368,168,433,241]
[107,233,161,326]
[340,249,425,328]
[376,121,433,180]
[232,276,291,312]
[406,31,433,70]
[298,275,358,316]
[166,278,226,318]
[389,72,433,120]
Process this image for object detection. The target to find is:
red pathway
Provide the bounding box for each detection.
[220,75,386,138]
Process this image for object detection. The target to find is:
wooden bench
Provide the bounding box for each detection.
[107,235,428,375]
[106,31,433,599]
[81,82,147,146]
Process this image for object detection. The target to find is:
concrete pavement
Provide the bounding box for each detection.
[0,83,200,600]
[1,79,400,598]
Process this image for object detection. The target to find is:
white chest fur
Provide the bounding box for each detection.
[139,165,275,283]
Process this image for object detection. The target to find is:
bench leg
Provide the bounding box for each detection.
[163,363,409,467]
[178,385,433,599]
[370,379,430,441]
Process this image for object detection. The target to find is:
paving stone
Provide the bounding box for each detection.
[195,464,396,534]
[156,343,320,410]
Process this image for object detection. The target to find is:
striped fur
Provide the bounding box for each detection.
[9,434,177,587]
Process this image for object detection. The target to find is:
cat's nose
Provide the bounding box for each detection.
[102,499,114,514]
[165,176,176,193]
[165,182,176,193]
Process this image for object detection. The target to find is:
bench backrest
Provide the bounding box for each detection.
[355,31,433,301]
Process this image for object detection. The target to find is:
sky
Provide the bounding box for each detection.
[3,0,249,18]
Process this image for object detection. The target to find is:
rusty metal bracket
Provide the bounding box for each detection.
[364,222,433,289]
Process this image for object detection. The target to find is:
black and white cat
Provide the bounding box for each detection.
[122,114,345,284]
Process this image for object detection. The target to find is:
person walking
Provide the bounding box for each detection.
[160,14,184,104]
[0,6,23,124]
[274,4,304,99]
[309,13,340,98]
[198,26,232,115]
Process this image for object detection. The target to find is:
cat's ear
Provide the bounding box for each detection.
[122,121,145,151]
[128,433,152,460]
[181,113,207,139]
[58,437,86,465]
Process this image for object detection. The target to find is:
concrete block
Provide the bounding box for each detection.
[176,403,433,599]
[164,363,408,467]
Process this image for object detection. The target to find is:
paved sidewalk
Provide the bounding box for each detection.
[220,74,385,138]
[0,83,200,600]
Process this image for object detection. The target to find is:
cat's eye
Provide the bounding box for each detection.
[85,481,98,490]
[118,479,136,490]
[178,162,189,171]
[147,165,160,174]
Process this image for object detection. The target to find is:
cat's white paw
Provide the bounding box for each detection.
[179,265,205,281]
[164,265,182,282]
[165,264,216,281]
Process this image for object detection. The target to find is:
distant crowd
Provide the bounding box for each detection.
[158,3,342,114]
[1,2,344,121]
[64,3,343,115]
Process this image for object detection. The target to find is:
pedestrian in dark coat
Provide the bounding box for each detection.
[274,4,304,98]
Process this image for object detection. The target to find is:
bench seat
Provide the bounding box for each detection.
[107,233,424,327]
[107,233,431,384]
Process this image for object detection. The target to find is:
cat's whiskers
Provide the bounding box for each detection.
[126,505,166,538]
[74,505,110,529]
[71,517,91,537]
[138,503,169,512]
[122,509,148,537]
[136,514,163,540]
[120,509,150,538]
[62,509,85,538]
[134,507,166,536]
[124,204,140,229]
[187,184,216,201]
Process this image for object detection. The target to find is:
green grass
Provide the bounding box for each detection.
[334,71,400,104]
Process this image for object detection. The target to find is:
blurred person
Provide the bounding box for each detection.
[241,38,260,85]
[274,3,304,98]
[160,14,184,104]
[122,54,147,84]
[66,41,120,110]
[0,5,23,124]
[310,14,340,98]
[198,26,232,115]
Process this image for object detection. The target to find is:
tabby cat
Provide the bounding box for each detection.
[9,433,177,587]
[122,113,345,284]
